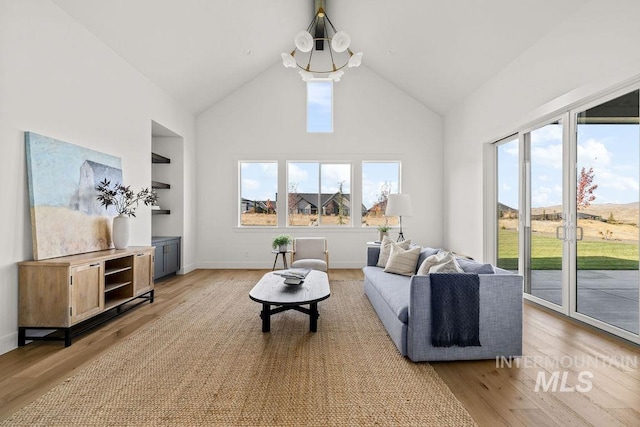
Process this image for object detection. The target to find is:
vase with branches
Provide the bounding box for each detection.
[95,178,158,249]
[95,179,158,217]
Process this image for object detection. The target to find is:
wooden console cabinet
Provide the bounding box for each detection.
[18,247,155,347]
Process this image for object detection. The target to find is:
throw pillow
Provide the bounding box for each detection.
[415,247,441,274]
[376,235,412,267]
[455,257,495,274]
[416,251,463,275]
[384,243,422,276]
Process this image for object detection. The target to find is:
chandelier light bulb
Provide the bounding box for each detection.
[328,70,344,82]
[331,31,351,53]
[294,31,314,53]
[298,70,315,81]
[281,53,297,68]
[348,52,363,68]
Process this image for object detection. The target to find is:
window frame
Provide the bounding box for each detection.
[306,79,334,133]
[361,161,402,228]
[238,160,278,227]
[286,161,353,227]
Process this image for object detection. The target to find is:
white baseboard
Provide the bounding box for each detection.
[0,331,17,356]
[178,263,197,275]
[195,261,364,269]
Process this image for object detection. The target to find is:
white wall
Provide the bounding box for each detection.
[443,0,640,260]
[0,0,196,355]
[196,64,443,268]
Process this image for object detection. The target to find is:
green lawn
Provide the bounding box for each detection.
[497,229,639,270]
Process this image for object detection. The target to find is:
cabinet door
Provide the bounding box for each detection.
[164,241,180,275]
[153,244,165,280]
[70,263,103,324]
[133,251,153,295]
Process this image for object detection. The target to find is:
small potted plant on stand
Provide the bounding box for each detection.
[377,225,390,242]
[96,179,158,249]
[272,234,292,253]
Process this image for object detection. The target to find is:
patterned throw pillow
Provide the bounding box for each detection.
[376,235,412,267]
[416,251,463,275]
[383,243,422,276]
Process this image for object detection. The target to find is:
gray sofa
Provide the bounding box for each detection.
[363,246,523,362]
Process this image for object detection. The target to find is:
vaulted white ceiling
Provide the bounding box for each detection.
[52,0,590,115]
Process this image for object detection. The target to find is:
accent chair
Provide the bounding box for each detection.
[291,237,329,272]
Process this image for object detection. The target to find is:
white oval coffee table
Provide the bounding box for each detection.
[249,270,330,332]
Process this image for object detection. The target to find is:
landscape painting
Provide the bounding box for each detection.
[25,132,123,260]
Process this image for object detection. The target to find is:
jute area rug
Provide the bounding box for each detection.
[3,278,476,426]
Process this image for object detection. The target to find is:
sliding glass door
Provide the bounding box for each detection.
[524,119,567,308]
[496,136,519,273]
[494,86,640,340]
[573,90,640,334]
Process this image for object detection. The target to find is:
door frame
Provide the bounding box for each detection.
[489,83,640,345]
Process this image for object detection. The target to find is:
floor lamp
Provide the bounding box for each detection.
[385,194,413,242]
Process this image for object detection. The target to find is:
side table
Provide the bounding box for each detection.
[271,250,292,270]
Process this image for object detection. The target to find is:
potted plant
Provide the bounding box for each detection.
[272,234,292,252]
[96,179,158,249]
[377,225,390,242]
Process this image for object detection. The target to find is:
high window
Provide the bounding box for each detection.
[239,161,277,226]
[307,80,333,133]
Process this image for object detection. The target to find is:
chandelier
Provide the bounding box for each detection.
[281,2,362,82]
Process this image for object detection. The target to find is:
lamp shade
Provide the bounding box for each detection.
[385,194,413,217]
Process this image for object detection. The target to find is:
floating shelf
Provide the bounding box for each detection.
[152,180,170,189]
[151,152,170,164]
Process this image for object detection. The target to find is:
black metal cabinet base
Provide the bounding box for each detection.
[18,290,154,347]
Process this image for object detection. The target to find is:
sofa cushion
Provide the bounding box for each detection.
[456,257,495,274]
[376,235,412,267]
[417,251,463,275]
[384,244,421,276]
[291,259,327,272]
[363,266,410,323]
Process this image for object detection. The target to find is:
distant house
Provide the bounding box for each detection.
[577,212,603,221]
[242,193,367,217]
[365,200,387,217]
[289,193,353,216]
[241,198,274,214]
[531,212,562,221]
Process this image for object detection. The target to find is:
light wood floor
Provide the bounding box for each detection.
[1,269,639,426]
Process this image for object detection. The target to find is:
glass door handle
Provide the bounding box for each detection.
[556,225,565,240]
[576,226,584,241]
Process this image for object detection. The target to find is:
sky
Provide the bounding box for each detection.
[498,123,640,209]
[240,161,400,210]
[307,80,333,133]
